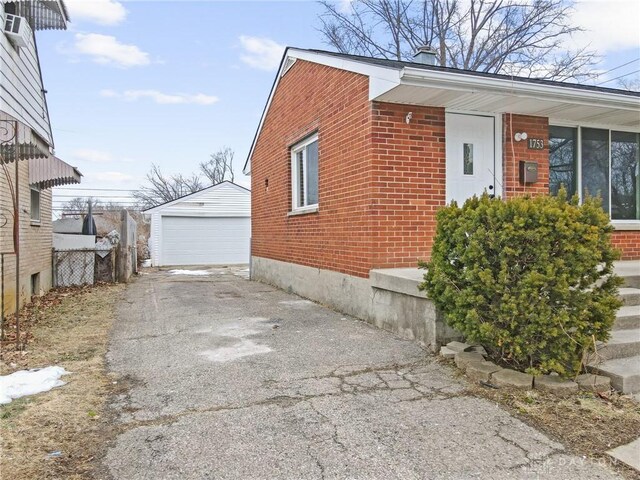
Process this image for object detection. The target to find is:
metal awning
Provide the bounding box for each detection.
[29,155,81,189]
[0,112,51,162]
[7,0,68,31]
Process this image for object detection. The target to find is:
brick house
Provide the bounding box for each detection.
[1,1,81,314]
[244,48,640,349]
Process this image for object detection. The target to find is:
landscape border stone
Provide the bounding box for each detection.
[490,368,534,389]
[575,373,611,393]
[534,375,579,397]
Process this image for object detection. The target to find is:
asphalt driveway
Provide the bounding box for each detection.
[104,267,619,479]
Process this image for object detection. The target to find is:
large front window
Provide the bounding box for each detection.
[549,126,640,221]
[291,134,318,211]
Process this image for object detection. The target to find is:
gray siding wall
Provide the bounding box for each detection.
[0,4,53,146]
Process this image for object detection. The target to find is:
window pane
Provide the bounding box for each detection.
[549,126,577,197]
[296,150,304,207]
[582,128,610,213]
[611,131,640,220]
[306,140,318,205]
[463,143,473,175]
[30,188,40,221]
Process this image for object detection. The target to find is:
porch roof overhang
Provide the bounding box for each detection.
[29,155,82,189]
[374,67,640,129]
[243,48,640,175]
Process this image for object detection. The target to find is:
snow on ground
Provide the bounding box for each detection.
[0,366,70,404]
[168,269,211,276]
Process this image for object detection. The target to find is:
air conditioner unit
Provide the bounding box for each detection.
[4,14,29,48]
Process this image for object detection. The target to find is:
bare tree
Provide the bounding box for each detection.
[617,77,640,92]
[319,0,597,81]
[200,147,235,184]
[60,197,129,218]
[133,164,204,209]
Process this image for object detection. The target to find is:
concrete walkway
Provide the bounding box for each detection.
[104,267,620,479]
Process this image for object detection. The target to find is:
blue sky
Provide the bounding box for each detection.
[34,0,639,212]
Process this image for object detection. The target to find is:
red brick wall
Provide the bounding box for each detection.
[370,103,446,268]
[503,114,550,197]
[250,60,375,278]
[612,231,640,259]
[251,64,639,275]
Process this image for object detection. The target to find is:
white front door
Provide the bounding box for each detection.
[445,113,496,205]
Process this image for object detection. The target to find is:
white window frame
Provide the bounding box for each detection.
[290,133,319,213]
[30,186,41,224]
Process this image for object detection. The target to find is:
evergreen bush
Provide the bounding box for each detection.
[419,190,622,377]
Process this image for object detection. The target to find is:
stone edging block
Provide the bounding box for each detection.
[465,361,502,382]
[534,375,579,397]
[490,369,534,389]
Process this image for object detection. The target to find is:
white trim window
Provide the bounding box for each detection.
[549,126,639,222]
[291,133,319,212]
[30,186,41,223]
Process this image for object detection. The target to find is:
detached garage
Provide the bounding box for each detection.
[145,181,251,266]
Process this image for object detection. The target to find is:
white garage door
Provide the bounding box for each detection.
[160,216,250,266]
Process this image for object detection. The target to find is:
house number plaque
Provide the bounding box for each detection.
[527,138,544,150]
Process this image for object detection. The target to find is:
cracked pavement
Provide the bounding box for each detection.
[104,267,619,479]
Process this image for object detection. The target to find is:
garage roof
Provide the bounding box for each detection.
[143,181,250,214]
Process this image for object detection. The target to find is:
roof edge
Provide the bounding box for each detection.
[143,180,250,214]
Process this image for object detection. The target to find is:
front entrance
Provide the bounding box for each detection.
[445,113,496,205]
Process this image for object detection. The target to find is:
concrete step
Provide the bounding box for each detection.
[620,288,640,307]
[615,260,640,289]
[614,305,640,330]
[589,355,640,394]
[593,328,640,361]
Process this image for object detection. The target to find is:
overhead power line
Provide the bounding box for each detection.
[597,68,640,86]
[599,58,640,76]
[53,187,137,192]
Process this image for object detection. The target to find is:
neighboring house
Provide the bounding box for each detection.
[0,1,80,313]
[244,47,640,348]
[144,181,251,266]
[53,215,118,237]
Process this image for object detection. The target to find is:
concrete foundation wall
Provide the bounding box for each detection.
[251,256,459,351]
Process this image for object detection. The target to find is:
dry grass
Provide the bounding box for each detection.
[1,283,124,480]
[468,382,640,479]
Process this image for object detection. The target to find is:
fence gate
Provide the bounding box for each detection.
[52,248,116,287]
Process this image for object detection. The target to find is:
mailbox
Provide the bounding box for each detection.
[519,161,538,184]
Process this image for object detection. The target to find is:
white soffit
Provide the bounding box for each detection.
[374,67,640,128]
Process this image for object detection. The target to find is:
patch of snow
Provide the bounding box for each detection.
[142,259,152,268]
[168,269,210,276]
[0,366,70,404]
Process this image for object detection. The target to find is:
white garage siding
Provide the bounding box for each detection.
[145,182,251,267]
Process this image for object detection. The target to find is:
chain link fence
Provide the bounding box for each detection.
[52,248,116,287]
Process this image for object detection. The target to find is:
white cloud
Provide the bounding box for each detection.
[239,36,285,71]
[570,0,640,52]
[65,0,127,26]
[100,89,219,105]
[72,148,112,163]
[73,33,150,68]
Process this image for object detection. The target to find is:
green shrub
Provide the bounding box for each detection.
[419,190,622,377]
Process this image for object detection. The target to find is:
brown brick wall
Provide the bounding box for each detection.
[0,158,53,315]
